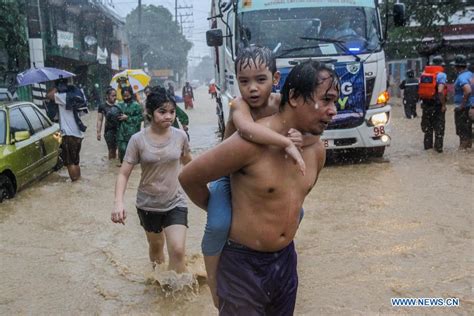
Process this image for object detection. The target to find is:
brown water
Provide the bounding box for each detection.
[1,88,472,315]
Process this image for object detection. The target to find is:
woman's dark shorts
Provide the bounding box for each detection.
[60,135,82,166]
[136,206,188,233]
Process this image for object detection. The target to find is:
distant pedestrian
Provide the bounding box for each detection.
[182,81,194,110]
[112,86,192,273]
[116,86,143,163]
[399,69,419,119]
[451,54,473,150]
[419,55,447,153]
[89,83,101,110]
[208,82,217,99]
[47,78,88,181]
[167,82,175,97]
[96,87,121,160]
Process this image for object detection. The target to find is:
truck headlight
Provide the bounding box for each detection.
[369,112,388,126]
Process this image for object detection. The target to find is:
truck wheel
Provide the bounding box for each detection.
[0,175,15,202]
[368,146,385,157]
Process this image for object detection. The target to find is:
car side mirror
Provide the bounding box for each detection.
[206,29,224,47]
[393,3,406,27]
[13,131,30,143]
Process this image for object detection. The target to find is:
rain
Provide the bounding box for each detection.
[0,0,473,315]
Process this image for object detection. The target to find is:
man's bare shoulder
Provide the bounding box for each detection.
[304,136,326,172]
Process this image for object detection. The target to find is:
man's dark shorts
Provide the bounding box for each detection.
[137,206,188,233]
[60,135,82,166]
[217,240,298,316]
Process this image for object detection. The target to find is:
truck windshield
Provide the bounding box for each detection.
[236,6,381,57]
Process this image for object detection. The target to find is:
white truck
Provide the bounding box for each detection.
[207,0,405,157]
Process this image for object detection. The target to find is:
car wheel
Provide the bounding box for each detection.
[53,155,64,171]
[0,175,15,202]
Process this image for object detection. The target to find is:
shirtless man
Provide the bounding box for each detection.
[179,60,338,315]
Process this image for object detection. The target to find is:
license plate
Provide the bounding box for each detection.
[323,139,334,148]
[373,126,386,137]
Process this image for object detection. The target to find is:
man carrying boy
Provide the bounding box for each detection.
[200,46,307,308]
[179,60,339,314]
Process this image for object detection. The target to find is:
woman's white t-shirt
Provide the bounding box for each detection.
[124,127,190,212]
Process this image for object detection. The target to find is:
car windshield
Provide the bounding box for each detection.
[236,6,381,58]
[0,111,5,144]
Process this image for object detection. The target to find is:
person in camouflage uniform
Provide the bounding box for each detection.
[117,86,143,163]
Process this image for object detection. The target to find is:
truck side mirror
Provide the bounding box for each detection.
[393,3,406,27]
[206,29,223,47]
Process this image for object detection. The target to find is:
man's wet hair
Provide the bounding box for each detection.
[146,86,177,118]
[235,45,277,75]
[280,60,339,110]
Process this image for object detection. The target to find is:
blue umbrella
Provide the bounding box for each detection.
[16,67,75,87]
[174,95,184,103]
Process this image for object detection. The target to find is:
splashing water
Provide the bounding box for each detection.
[147,268,200,300]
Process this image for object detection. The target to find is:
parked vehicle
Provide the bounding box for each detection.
[0,87,17,102]
[207,0,406,157]
[0,101,62,202]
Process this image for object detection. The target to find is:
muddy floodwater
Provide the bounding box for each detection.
[1,88,472,315]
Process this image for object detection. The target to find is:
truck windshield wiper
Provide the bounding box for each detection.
[276,45,327,58]
[297,37,362,62]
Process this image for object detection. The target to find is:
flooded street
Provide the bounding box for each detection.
[1,88,472,315]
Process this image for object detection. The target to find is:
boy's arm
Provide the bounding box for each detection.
[232,97,306,174]
[232,97,292,148]
[179,134,259,210]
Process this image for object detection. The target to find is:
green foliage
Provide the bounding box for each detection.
[382,0,467,59]
[0,0,29,72]
[190,56,214,83]
[125,5,192,77]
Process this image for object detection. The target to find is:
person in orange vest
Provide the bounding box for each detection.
[208,82,217,99]
[420,55,447,153]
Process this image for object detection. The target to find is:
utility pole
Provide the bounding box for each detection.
[178,13,193,35]
[138,0,143,68]
[138,0,142,25]
[174,1,193,34]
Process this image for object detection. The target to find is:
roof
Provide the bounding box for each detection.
[92,1,125,25]
[0,101,34,110]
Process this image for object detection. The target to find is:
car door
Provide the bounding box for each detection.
[20,105,59,174]
[8,107,41,187]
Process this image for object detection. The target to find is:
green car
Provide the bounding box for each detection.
[0,101,62,202]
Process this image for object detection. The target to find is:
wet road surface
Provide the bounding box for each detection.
[1,88,472,315]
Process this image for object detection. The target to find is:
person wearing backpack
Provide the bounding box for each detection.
[399,69,419,119]
[47,78,88,181]
[452,54,473,150]
[419,55,447,153]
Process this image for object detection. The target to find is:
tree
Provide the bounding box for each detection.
[189,56,214,84]
[382,0,468,59]
[0,1,28,74]
[125,5,192,81]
